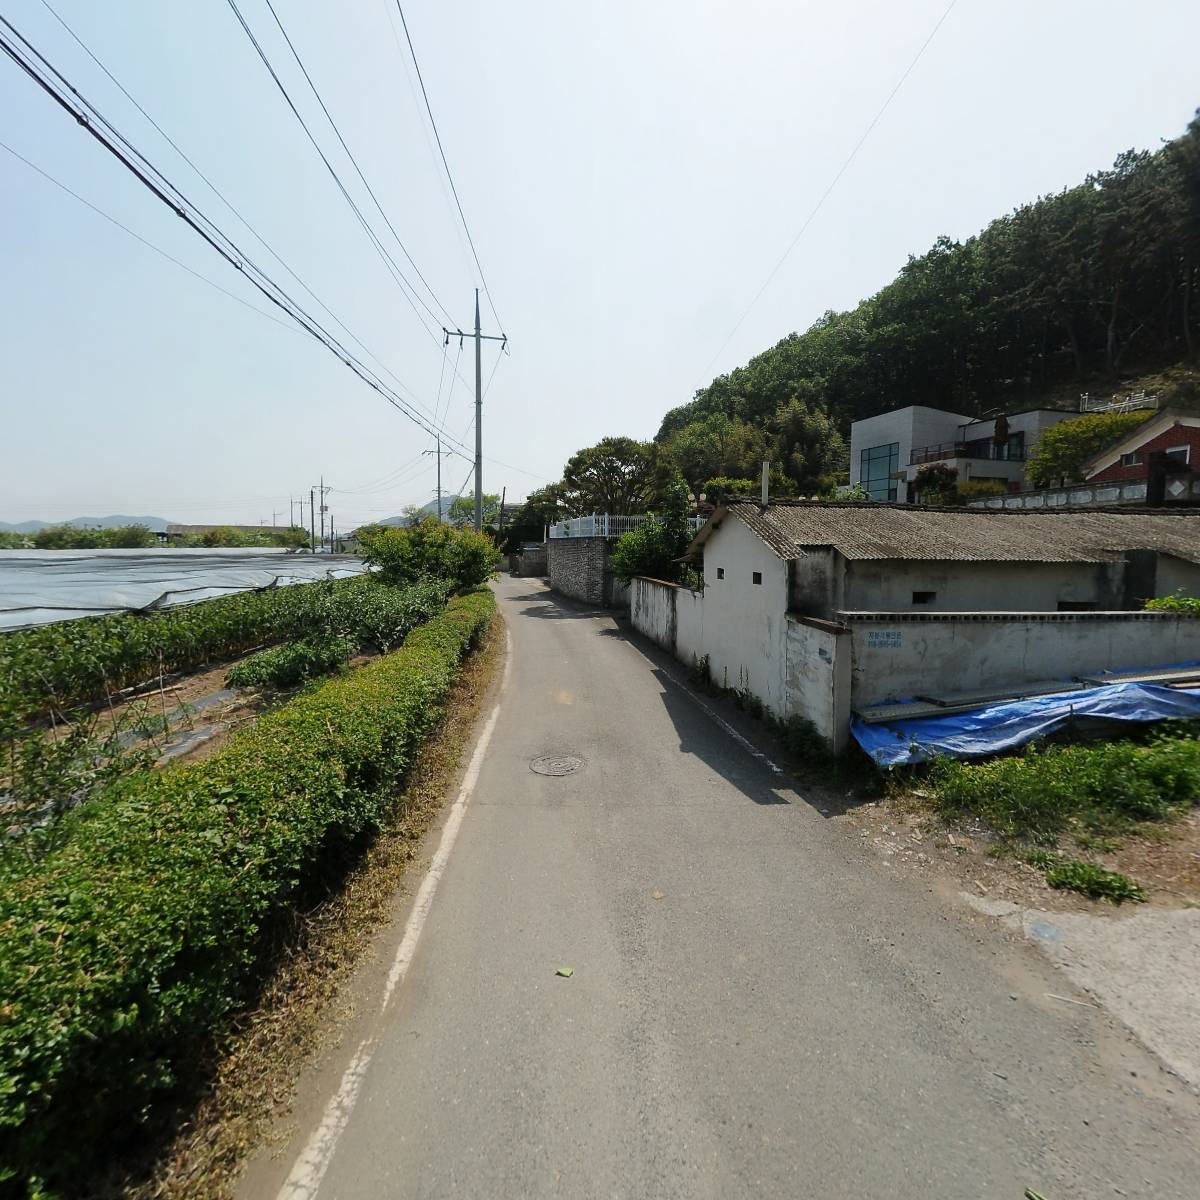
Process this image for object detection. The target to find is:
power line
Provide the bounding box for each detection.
[36,0,421,408]
[1,138,299,336]
[0,15,479,460]
[223,0,448,347]
[394,2,504,334]
[701,0,957,378]
[257,0,456,328]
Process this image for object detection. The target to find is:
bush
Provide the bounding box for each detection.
[358,520,500,591]
[226,635,355,689]
[930,730,1200,842]
[31,523,156,549]
[1144,592,1200,612]
[0,576,373,730]
[1025,411,1150,487]
[0,589,495,1191]
[611,481,692,583]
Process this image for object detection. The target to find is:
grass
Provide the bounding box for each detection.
[113,610,507,1200]
[920,725,1200,902]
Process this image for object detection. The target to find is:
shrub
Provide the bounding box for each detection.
[0,589,495,1191]
[1025,410,1150,487]
[0,576,373,729]
[1144,592,1200,612]
[358,520,500,591]
[226,635,355,689]
[611,480,692,583]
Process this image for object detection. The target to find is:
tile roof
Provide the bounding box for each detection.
[691,501,1200,565]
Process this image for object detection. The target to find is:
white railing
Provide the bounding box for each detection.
[1079,391,1159,414]
[548,514,706,539]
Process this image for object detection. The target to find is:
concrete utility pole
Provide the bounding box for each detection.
[424,436,452,521]
[444,289,506,532]
[313,477,331,551]
[498,485,506,534]
[309,487,316,551]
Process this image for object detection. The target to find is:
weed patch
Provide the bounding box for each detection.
[1044,859,1147,903]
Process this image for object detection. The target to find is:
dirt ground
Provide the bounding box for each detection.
[845,791,1200,914]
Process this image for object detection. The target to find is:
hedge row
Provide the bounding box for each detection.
[0,588,496,1192]
[0,576,367,728]
[0,575,452,730]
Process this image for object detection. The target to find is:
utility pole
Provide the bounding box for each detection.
[309,487,316,552]
[443,289,506,532]
[424,435,452,521]
[312,477,331,551]
[498,485,506,534]
[271,509,282,527]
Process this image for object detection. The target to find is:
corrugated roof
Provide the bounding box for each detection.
[691,501,1200,565]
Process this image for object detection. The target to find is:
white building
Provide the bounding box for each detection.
[631,501,1200,750]
[849,405,1079,501]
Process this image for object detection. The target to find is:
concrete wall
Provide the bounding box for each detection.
[849,405,969,491]
[843,560,1128,613]
[631,527,852,749]
[510,545,547,577]
[547,537,628,607]
[845,611,1200,708]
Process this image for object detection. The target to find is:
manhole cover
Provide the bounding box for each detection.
[529,755,583,777]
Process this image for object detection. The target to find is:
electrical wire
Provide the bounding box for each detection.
[257,0,456,328]
[701,0,957,378]
[37,0,426,411]
[1,138,299,336]
[223,0,447,350]
[0,15,479,460]
[394,2,504,334]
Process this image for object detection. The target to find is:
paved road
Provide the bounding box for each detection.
[244,576,1199,1199]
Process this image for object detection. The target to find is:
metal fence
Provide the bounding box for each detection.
[548,514,706,539]
[1078,391,1159,414]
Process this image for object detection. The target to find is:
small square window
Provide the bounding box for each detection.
[1120,450,1143,467]
[912,591,936,604]
[1164,445,1190,465]
[752,571,763,585]
[716,567,725,579]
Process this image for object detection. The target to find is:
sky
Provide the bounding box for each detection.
[1,0,1198,529]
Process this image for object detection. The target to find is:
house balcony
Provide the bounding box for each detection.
[909,441,1026,466]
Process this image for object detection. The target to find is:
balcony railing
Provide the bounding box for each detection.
[909,441,1026,466]
[549,514,706,539]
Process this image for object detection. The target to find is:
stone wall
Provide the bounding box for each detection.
[548,537,614,606]
[509,545,547,577]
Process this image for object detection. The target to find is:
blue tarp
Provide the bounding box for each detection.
[852,681,1200,768]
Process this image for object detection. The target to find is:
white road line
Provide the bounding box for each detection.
[274,628,513,1200]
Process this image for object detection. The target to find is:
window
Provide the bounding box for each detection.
[752,571,763,585]
[716,567,725,579]
[912,591,936,604]
[859,442,899,502]
[1057,601,1097,612]
[1165,445,1191,465]
[1120,450,1143,467]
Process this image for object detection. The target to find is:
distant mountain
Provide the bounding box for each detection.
[0,515,173,534]
[371,499,447,527]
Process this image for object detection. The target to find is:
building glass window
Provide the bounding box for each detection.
[1165,445,1191,465]
[716,567,725,579]
[752,571,762,585]
[1120,450,1143,467]
[860,442,899,501]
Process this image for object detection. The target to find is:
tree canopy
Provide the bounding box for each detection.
[559,437,678,515]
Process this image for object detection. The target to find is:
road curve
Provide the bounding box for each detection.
[241,575,1200,1200]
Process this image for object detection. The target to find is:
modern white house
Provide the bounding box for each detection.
[848,405,1080,501]
[630,501,1200,750]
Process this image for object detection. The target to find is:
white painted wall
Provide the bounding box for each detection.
[696,517,790,711]
[784,616,851,751]
[847,613,1200,707]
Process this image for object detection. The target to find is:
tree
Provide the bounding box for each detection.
[1025,411,1152,487]
[560,437,673,515]
[447,493,500,529]
[508,484,564,531]
[611,480,692,583]
[665,414,766,488]
[357,519,500,591]
[769,399,846,493]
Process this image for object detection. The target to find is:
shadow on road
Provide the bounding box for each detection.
[501,582,618,621]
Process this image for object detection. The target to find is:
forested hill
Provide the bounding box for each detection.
[657,110,1200,450]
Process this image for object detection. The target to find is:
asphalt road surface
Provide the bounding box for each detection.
[242,575,1200,1200]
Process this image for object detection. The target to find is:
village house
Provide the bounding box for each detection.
[631,501,1200,751]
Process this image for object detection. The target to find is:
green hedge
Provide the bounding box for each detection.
[0,588,495,1192]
